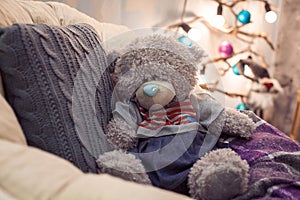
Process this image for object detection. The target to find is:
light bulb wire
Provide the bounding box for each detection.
[217,3,223,15]
[180,23,191,33]
[265,2,271,12]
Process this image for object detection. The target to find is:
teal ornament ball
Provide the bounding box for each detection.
[178,35,192,46]
[236,103,250,110]
[232,64,244,75]
[143,84,159,97]
[237,10,251,24]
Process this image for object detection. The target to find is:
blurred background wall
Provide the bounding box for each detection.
[269,0,300,135]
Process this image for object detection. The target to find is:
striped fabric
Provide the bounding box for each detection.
[228,111,300,199]
[138,98,197,130]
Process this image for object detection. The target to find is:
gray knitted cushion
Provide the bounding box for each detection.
[0,23,113,173]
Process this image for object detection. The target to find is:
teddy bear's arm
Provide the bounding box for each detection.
[106,116,138,150]
[191,92,255,139]
[222,108,256,139]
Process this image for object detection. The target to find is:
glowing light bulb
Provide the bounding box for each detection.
[243,64,254,78]
[179,23,201,41]
[265,11,277,23]
[264,2,277,23]
[211,3,225,28]
[211,15,225,28]
[187,28,202,41]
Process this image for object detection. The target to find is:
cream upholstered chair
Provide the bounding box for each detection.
[0,0,190,199]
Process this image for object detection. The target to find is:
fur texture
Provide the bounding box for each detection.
[121,34,207,66]
[106,116,138,150]
[188,149,250,200]
[110,35,208,101]
[207,110,226,138]
[222,108,256,139]
[97,150,151,184]
[103,34,254,199]
[114,63,192,102]
[115,48,198,86]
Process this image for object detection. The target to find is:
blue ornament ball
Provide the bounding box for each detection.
[232,64,245,75]
[178,35,192,46]
[236,103,250,111]
[237,10,251,24]
[232,65,240,75]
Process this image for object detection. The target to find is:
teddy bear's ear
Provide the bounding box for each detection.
[107,50,121,73]
[107,50,122,86]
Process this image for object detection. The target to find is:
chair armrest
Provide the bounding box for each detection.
[0,95,26,145]
[0,139,190,200]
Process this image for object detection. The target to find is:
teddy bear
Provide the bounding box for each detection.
[96,34,256,200]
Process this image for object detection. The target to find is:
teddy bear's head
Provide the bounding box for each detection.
[109,35,207,110]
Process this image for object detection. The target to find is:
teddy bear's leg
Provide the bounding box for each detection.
[188,148,249,200]
[97,150,151,185]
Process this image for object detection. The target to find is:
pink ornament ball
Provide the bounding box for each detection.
[218,41,234,58]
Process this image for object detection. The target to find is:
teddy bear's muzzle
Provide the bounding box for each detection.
[136,81,176,110]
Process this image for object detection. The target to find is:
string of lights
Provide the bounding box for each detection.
[167,0,280,112]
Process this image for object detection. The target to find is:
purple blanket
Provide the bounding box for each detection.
[230,111,300,200]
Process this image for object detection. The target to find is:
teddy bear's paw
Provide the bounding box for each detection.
[107,117,138,150]
[97,150,151,185]
[188,148,249,200]
[223,108,256,139]
[191,167,244,200]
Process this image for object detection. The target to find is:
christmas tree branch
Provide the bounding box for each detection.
[219,0,275,8]
[167,15,274,50]
[181,0,188,22]
[199,82,247,98]
[202,48,249,66]
[237,31,275,50]
[166,0,280,114]
[214,88,248,98]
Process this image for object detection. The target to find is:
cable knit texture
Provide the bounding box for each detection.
[0,23,113,172]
